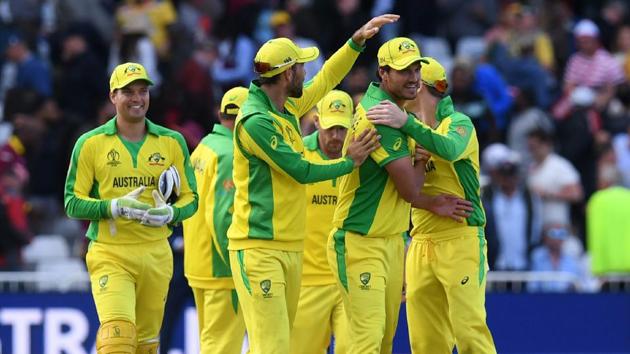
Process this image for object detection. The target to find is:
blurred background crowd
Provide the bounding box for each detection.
[0,0,629,294]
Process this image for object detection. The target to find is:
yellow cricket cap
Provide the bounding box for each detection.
[269,10,291,27]
[220,86,248,115]
[316,90,353,129]
[420,57,448,94]
[377,37,428,70]
[109,62,154,92]
[254,37,319,78]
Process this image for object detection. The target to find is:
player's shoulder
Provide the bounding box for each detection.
[146,119,188,148]
[74,123,111,149]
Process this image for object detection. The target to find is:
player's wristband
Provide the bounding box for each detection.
[348,38,365,53]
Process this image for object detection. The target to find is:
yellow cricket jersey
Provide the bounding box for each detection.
[228,39,365,252]
[303,132,338,285]
[333,83,415,237]
[183,125,235,289]
[64,117,198,244]
[401,96,486,238]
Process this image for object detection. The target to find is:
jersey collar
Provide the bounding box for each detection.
[365,82,396,103]
[103,116,160,136]
[303,131,319,151]
[212,124,232,137]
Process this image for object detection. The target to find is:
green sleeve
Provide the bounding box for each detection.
[241,116,354,183]
[64,136,113,220]
[373,124,410,167]
[170,133,199,223]
[400,114,474,161]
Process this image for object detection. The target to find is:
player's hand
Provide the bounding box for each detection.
[141,190,174,227]
[367,100,408,128]
[346,129,380,167]
[414,145,431,166]
[429,194,473,222]
[110,186,151,220]
[351,14,400,46]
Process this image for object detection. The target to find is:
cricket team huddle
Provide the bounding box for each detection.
[64,14,497,354]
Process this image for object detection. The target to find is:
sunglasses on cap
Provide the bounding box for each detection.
[254,59,296,75]
[423,79,448,94]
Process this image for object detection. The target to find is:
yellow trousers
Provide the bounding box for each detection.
[191,287,246,354]
[290,284,348,354]
[229,248,302,354]
[86,239,172,344]
[406,233,496,354]
[327,229,404,354]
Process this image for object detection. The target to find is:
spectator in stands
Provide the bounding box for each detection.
[562,19,624,113]
[528,224,582,292]
[507,88,554,170]
[487,29,556,110]
[163,39,217,148]
[526,129,583,227]
[487,3,555,71]
[0,165,31,271]
[55,29,108,123]
[115,0,177,60]
[612,119,630,188]
[556,86,602,200]
[612,24,630,80]
[211,6,257,92]
[269,10,324,81]
[483,152,542,271]
[587,164,630,275]
[449,58,497,150]
[109,22,162,91]
[4,32,52,97]
[436,0,498,49]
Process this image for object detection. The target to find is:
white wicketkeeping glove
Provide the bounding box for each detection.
[141,190,174,227]
[110,186,151,220]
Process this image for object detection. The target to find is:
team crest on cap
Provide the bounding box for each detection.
[123,64,142,76]
[398,41,416,54]
[328,100,347,113]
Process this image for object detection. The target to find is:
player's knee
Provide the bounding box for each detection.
[96,319,137,354]
[136,340,159,354]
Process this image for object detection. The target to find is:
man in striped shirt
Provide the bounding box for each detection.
[563,19,624,111]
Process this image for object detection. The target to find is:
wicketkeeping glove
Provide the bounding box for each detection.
[110,186,151,220]
[141,190,174,227]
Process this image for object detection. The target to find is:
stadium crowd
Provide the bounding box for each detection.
[0,0,629,294]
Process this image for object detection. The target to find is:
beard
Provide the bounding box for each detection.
[287,72,304,98]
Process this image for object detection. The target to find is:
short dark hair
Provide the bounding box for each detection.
[257,74,281,86]
[375,66,390,82]
[527,128,553,143]
[257,64,297,86]
[220,112,238,120]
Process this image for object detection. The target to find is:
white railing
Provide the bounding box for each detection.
[0,270,628,293]
[0,271,90,292]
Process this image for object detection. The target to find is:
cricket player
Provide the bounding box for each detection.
[64,62,198,354]
[328,38,472,354]
[289,90,354,354]
[227,14,399,354]
[182,87,248,354]
[367,57,497,353]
